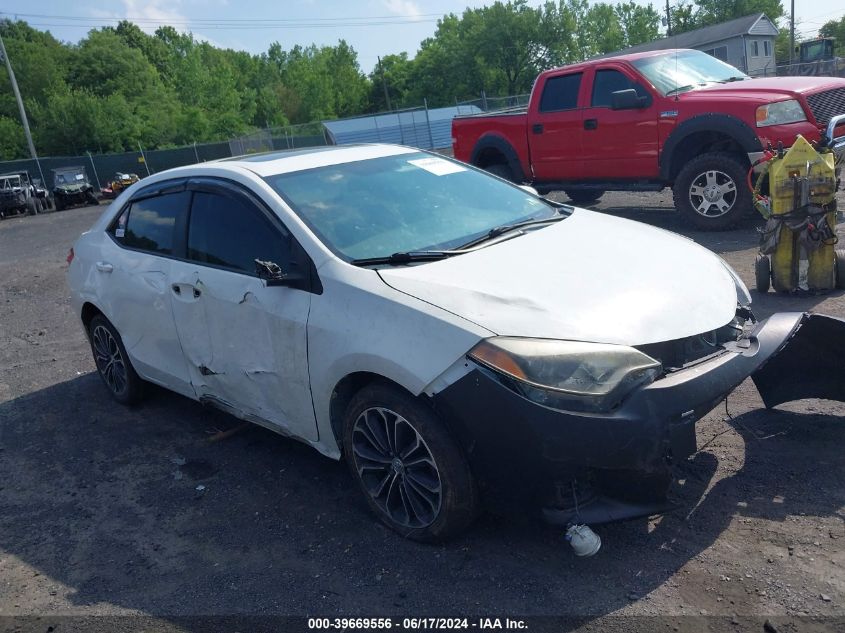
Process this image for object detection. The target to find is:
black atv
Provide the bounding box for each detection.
[0,173,43,220]
[52,166,99,211]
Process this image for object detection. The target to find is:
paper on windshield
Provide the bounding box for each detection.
[408,157,466,176]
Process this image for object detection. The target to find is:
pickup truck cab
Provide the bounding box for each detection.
[452,48,845,230]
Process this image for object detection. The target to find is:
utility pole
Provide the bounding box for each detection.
[0,28,38,161]
[789,0,795,65]
[377,55,392,111]
[665,0,672,36]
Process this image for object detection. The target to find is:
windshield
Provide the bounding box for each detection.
[265,151,560,261]
[632,50,747,96]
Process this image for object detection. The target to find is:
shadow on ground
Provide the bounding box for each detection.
[1,373,843,623]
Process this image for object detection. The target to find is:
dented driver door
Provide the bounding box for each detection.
[168,181,318,442]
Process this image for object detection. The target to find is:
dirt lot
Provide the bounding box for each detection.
[1,192,844,632]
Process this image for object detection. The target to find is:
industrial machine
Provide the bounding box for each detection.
[753,115,845,293]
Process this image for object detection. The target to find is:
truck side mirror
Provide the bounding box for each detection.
[611,89,647,110]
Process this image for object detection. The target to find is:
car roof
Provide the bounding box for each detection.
[218,143,420,178]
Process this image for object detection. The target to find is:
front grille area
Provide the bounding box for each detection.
[806,88,845,127]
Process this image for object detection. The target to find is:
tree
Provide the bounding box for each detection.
[368,53,413,111]
[670,0,785,35]
[819,15,845,56]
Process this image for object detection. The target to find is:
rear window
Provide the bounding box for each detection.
[111,191,191,255]
[539,73,582,112]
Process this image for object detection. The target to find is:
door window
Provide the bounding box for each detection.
[539,73,583,112]
[187,190,289,275]
[111,191,190,255]
[591,69,649,108]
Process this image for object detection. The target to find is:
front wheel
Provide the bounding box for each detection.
[564,189,604,205]
[343,383,479,542]
[673,152,752,231]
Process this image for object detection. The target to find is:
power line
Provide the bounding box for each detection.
[1,11,444,25]
[12,20,442,30]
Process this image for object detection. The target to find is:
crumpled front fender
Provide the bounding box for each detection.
[751,312,845,408]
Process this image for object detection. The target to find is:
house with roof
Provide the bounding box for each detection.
[605,13,780,76]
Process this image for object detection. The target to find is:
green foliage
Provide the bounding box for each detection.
[819,15,845,56]
[670,0,785,35]
[0,3,668,159]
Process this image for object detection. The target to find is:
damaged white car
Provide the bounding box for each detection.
[68,144,845,542]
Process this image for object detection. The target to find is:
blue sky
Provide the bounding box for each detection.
[1,0,843,73]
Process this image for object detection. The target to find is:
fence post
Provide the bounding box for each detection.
[193,141,200,163]
[138,142,151,176]
[423,99,434,150]
[481,90,488,111]
[86,151,101,190]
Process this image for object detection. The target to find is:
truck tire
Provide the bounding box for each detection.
[673,152,752,231]
[564,189,604,205]
[27,198,40,216]
[54,196,65,212]
[484,163,514,182]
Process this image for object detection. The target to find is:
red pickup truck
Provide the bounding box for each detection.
[452,48,845,230]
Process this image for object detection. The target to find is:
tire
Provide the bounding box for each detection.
[54,197,65,212]
[86,191,100,206]
[27,198,39,216]
[755,253,771,293]
[673,152,752,231]
[836,249,845,290]
[564,189,604,205]
[484,163,514,182]
[343,382,479,542]
[88,314,145,405]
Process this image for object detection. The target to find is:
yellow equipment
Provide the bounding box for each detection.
[753,134,844,293]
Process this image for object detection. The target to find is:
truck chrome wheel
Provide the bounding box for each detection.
[351,406,443,529]
[688,169,737,218]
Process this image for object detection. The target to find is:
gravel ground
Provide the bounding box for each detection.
[1,192,844,632]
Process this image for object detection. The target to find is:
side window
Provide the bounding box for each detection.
[112,191,190,255]
[591,69,649,108]
[187,190,289,275]
[539,73,582,113]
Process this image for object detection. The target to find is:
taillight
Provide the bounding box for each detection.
[66,247,74,265]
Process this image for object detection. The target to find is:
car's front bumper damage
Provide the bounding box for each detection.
[433,312,845,526]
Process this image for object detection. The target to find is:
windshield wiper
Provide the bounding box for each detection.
[456,213,568,250]
[665,84,696,96]
[350,251,458,267]
[719,76,747,83]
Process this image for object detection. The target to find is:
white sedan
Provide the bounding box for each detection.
[67,144,845,541]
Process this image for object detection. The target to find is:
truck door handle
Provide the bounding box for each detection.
[95,261,113,273]
[584,118,598,130]
[532,123,543,134]
[171,284,181,295]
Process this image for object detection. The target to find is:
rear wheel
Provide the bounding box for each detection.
[54,196,65,211]
[564,189,604,205]
[755,254,771,293]
[88,315,145,405]
[343,382,478,542]
[27,198,40,216]
[673,152,752,231]
[484,163,514,182]
[86,190,100,206]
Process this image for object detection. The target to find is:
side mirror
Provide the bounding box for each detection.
[611,88,648,110]
[255,258,304,287]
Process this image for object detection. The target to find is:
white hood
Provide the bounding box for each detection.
[378,209,738,346]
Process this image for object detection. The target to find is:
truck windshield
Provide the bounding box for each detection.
[265,151,560,262]
[632,50,748,96]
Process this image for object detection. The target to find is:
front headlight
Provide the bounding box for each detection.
[756,99,807,127]
[468,337,662,413]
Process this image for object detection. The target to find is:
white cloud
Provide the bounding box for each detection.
[381,0,423,20]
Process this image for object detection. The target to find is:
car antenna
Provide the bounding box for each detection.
[674,49,680,102]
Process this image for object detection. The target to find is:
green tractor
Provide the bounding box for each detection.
[52,166,99,211]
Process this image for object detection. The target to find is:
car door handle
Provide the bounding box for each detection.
[531,123,544,134]
[584,118,598,130]
[192,287,201,298]
[171,284,181,295]
[95,261,113,273]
